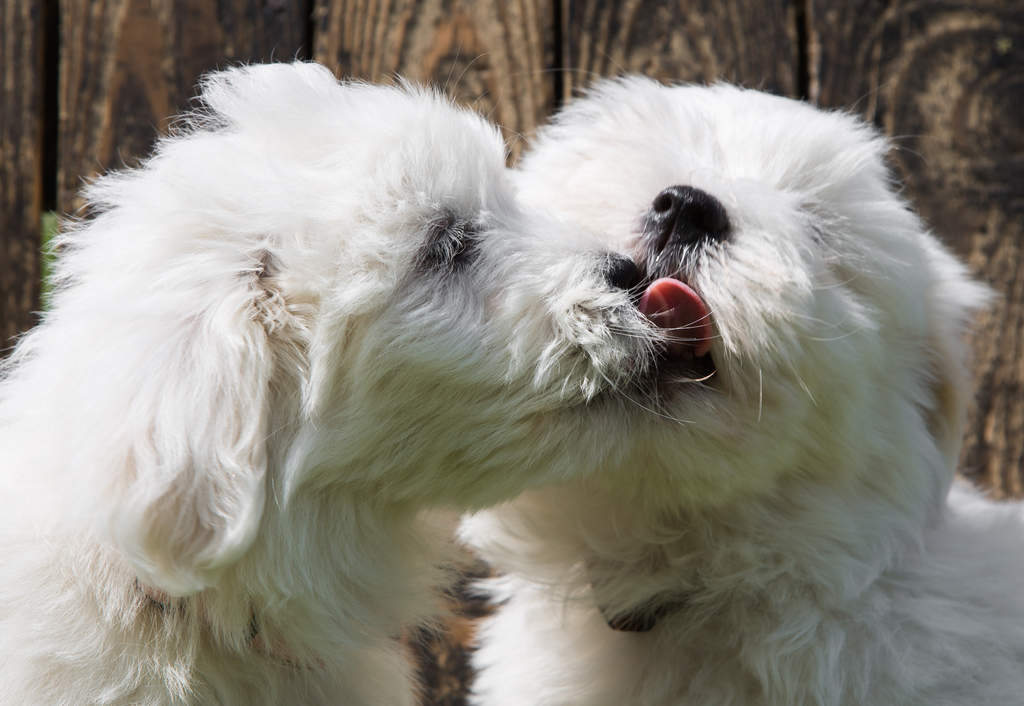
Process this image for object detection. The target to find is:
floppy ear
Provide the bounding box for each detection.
[49,241,288,597]
[42,63,324,596]
[60,65,326,596]
[921,239,992,473]
[107,269,277,596]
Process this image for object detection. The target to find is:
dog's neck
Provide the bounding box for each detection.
[525,456,946,635]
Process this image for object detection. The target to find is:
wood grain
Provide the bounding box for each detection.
[58,0,311,213]
[0,0,46,351]
[810,0,1024,497]
[311,0,555,159]
[561,0,799,98]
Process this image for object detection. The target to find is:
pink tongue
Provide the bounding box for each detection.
[638,278,713,358]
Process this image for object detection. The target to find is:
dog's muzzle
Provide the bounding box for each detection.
[602,185,728,382]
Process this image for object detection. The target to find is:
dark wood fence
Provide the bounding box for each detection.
[1,1,1022,702]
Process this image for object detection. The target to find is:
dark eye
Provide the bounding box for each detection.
[418,211,479,273]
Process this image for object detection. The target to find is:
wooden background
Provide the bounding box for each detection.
[1,1,1022,702]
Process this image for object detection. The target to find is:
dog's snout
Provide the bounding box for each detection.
[648,185,729,250]
[604,254,643,292]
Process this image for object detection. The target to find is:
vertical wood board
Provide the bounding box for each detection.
[312,0,556,159]
[811,0,1024,496]
[561,0,799,97]
[58,0,311,213]
[0,0,46,350]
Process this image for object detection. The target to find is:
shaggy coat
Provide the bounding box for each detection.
[463,78,1024,706]
[0,63,627,705]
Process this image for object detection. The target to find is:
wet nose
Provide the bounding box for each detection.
[647,185,730,251]
[604,253,643,291]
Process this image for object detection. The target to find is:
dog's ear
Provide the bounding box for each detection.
[81,250,285,597]
[921,240,992,472]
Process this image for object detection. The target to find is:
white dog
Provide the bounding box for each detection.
[462,77,1024,705]
[0,62,627,705]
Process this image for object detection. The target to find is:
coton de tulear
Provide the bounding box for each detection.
[0,62,638,705]
[462,78,1024,706]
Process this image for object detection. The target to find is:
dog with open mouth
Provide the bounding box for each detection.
[461,77,1024,705]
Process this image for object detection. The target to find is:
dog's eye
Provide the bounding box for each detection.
[419,212,479,272]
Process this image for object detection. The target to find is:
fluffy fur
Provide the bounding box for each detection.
[0,62,626,705]
[462,77,1024,705]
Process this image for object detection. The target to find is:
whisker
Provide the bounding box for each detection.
[804,329,867,342]
[662,369,717,385]
[757,367,763,423]
[597,374,697,426]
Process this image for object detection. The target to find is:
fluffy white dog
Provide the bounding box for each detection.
[0,62,627,705]
[462,77,1024,705]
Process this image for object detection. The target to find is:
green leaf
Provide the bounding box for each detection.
[40,211,58,305]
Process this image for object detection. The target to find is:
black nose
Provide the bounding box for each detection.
[648,185,729,251]
[604,254,643,291]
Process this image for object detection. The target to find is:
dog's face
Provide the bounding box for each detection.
[513,77,988,507]
[41,63,616,594]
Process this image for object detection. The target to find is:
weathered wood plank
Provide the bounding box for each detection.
[811,0,1024,497]
[312,0,555,159]
[561,0,799,97]
[0,0,46,351]
[58,0,311,214]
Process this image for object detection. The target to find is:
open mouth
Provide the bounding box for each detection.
[637,277,717,383]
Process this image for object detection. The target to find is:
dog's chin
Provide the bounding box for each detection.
[653,347,718,387]
[587,323,719,415]
[624,347,718,407]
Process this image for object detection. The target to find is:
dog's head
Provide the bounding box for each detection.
[29,63,612,595]
[514,77,989,509]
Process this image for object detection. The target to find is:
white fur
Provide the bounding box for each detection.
[462,77,1024,705]
[0,62,626,705]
